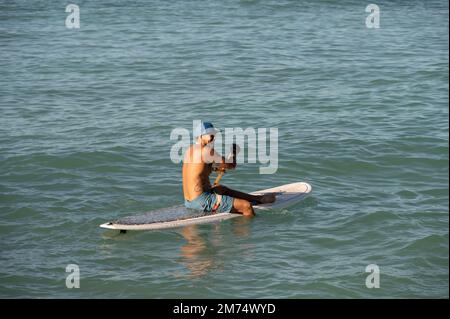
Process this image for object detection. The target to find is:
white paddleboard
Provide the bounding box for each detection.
[100,182,312,231]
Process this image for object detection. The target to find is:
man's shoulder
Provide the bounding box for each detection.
[183,144,203,163]
[190,144,203,153]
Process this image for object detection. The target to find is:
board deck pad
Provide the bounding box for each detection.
[113,205,209,225]
[100,182,311,231]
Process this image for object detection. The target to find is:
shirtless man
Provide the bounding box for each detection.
[183,121,275,217]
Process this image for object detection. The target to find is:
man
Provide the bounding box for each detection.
[183,121,275,217]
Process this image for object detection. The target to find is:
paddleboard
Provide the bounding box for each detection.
[100,182,311,231]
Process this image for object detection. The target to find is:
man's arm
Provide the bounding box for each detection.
[202,146,236,171]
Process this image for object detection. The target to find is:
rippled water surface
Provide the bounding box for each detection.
[0,0,448,298]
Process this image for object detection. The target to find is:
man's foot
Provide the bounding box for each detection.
[257,193,276,204]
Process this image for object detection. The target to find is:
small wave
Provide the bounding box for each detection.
[397,234,449,255]
[342,211,401,228]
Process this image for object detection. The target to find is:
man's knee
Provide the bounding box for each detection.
[241,200,254,216]
[233,199,251,213]
[243,200,252,210]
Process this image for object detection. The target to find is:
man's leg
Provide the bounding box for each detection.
[230,198,255,217]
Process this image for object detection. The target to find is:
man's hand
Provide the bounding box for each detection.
[215,162,236,172]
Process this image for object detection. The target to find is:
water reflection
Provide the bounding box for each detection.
[179,217,252,278]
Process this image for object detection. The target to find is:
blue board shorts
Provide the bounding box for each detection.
[185,191,234,214]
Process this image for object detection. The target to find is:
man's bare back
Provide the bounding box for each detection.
[182,144,215,201]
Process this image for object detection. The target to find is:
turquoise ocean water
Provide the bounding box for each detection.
[0,0,448,298]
